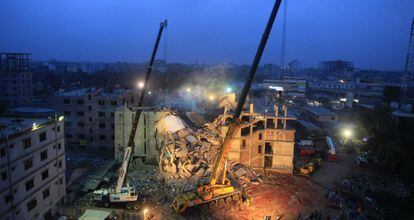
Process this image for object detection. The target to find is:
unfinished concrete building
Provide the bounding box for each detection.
[0,53,34,108]
[114,105,167,164]
[218,104,296,173]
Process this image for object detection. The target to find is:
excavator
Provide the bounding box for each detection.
[172,0,283,213]
[93,19,168,209]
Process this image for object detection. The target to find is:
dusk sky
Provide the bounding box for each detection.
[0,0,413,70]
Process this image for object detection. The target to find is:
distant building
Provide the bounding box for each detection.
[319,60,354,74]
[0,53,34,109]
[53,88,136,151]
[0,116,65,220]
[66,63,106,74]
[306,107,338,123]
[114,105,164,164]
[263,76,307,103]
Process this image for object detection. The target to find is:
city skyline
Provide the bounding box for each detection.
[0,1,413,70]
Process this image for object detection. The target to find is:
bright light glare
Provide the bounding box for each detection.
[342,129,352,138]
[226,87,232,93]
[148,91,152,95]
[209,95,215,101]
[138,81,145,89]
[186,88,191,92]
[143,208,148,214]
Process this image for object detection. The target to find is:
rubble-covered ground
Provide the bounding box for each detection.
[68,111,414,219]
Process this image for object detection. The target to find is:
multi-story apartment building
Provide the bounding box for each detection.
[0,116,65,220]
[53,88,136,151]
[0,53,34,109]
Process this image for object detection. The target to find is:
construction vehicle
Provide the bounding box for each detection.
[172,0,283,213]
[93,19,168,209]
[299,157,322,176]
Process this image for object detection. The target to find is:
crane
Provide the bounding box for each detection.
[172,0,283,213]
[93,19,168,209]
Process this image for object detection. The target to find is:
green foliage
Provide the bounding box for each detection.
[360,106,414,182]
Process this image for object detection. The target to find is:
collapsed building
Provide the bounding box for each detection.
[114,103,296,176]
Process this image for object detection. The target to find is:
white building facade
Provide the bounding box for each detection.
[0,116,66,220]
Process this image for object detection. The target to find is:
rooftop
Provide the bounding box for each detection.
[306,107,336,116]
[0,116,50,137]
[57,88,130,97]
[11,107,54,114]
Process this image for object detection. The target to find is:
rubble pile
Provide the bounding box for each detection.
[158,125,222,184]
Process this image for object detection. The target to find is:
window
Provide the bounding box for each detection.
[88,94,91,100]
[99,135,106,140]
[66,134,72,138]
[98,100,105,105]
[63,99,70,104]
[110,112,114,117]
[77,122,85,128]
[64,122,71,127]
[59,160,63,168]
[78,134,85,139]
[57,126,61,132]
[43,188,50,200]
[77,100,84,105]
[77,111,84,116]
[89,129,93,133]
[9,143,14,149]
[59,178,63,185]
[58,143,62,150]
[241,139,246,148]
[25,179,34,191]
[88,106,92,111]
[24,158,33,170]
[89,117,92,122]
[22,138,31,149]
[39,131,47,142]
[259,133,263,140]
[99,123,105,128]
[111,101,117,106]
[41,169,49,180]
[40,150,48,161]
[5,194,12,204]
[258,145,262,154]
[26,199,37,211]
[143,115,147,126]
[2,171,7,181]
[98,111,105,117]
[0,148,5,157]
[64,111,71,116]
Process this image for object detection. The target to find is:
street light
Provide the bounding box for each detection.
[186,87,191,93]
[209,95,215,101]
[226,87,232,93]
[143,208,149,219]
[342,128,352,139]
[137,81,145,89]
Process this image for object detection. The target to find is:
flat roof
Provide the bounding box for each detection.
[0,117,49,137]
[392,110,414,118]
[306,107,336,116]
[58,88,91,96]
[57,88,129,97]
[297,120,322,131]
[11,107,53,113]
